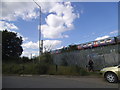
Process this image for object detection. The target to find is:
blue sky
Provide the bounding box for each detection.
[68,2,118,44]
[0,1,118,57]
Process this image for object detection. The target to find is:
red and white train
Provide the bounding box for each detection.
[50,35,120,54]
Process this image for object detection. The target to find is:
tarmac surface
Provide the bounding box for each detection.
[2,75,120,88]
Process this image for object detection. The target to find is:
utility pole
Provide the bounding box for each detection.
[31,53,32,59]
[33,0,43,63]
[40,40,43,55]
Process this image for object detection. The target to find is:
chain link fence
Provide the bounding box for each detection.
[52,44,119,70]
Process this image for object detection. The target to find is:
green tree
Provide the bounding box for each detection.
[21,56,30,63]
[40,53,53,64]
[2,30,23,61]
[68,44,77,51]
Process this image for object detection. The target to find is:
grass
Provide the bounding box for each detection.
[2,63,100,77]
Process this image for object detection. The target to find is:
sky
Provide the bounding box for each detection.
[0,0,118,58]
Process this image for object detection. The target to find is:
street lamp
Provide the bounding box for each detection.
[33,0,43,62]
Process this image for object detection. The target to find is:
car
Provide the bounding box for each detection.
[100,65,120,83]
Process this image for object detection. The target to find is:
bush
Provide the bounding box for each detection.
[2,63,21,74]
[79,68,89,76]
[2,62,89,76]
[40,53,53,64]
[35,63,49,74]
[47,65,89,76]
[74,66,89,76]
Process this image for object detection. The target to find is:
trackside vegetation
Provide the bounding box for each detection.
[2,30,99,76]
[3,63,93,76]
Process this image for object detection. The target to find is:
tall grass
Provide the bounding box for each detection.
[3,63,91,76]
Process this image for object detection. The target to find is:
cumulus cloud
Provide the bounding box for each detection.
[109,30,118,35]
[0,22,28,43]
[22,37,28,42]
[41,2,79,39]
[22,40,62,50]
[1,2,38,21]
[1,1,59,21]
[22,50,39,58]
[2,0,120,2]
[1,1,78,57]
[1,1,79,39]
[22,41,38,49]
[22,40,62,56]
[43,40,62,51]
[95,35,110,41]
[0,21,18,30]
[12,31,29,42]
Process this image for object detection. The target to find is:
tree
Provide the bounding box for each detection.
[21,56,30,63]
[68,44,77,51]
[2,30,23,61]
[40,53,53,64]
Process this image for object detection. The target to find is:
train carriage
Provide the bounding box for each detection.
[82,43,88,49]
[99,39,106,46]
[50,36,119,54]
[56,49,61,54]
[77,44,83,50]
[105,37,116,45]
[87,42,93,48]
[93,41,99,47]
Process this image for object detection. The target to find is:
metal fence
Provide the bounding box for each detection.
[52,44,119,70]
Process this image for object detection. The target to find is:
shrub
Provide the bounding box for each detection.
[79,68,89,76]
[40,53,53,64]
[35,63,49,74]
[2,63,21,74]
[2,62,89,76]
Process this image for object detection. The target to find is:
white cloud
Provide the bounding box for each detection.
[0,23,28,43]
[1,2,79,39]
[22,40,62,50]
[43,40,62,51]
[41,2,79,39]
[0,21,18,30]
[22,37,28,41]
[110,30,118,35]
[22,41,39,57]
[22,40,62,56]
[13,31,29,42]
[1,1,78,57]
[0,2,59,21]
[22,50,39,58]
[1,2,38,21]
[2,0,120,2]
[63,35,69,38]
[22,41,38,49]
[95,35,110,41]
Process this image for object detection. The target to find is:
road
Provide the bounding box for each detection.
[2,75,119,88]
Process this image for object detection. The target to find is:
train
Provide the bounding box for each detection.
[50,35,120,54]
